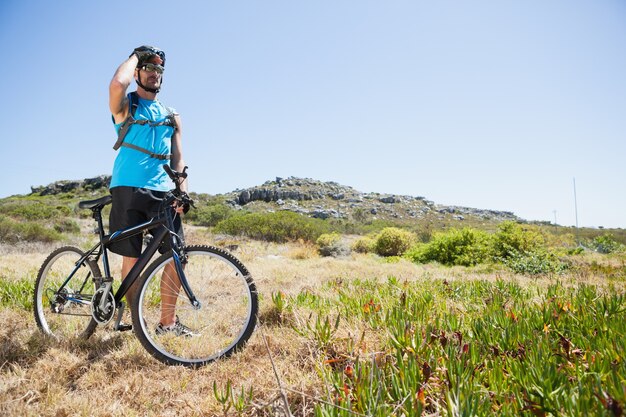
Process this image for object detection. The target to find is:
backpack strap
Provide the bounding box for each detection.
[112,92,176,160]
[119,142,171,160]
[113,92,140,151]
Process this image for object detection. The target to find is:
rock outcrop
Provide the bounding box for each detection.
[225,176,520,223]
[29,175,521,223]
[31,176,111,196]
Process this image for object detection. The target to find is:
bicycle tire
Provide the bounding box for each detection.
[33,246,99,341]
[132,245,258,367]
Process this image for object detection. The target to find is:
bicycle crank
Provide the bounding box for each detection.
[91,288,116,324]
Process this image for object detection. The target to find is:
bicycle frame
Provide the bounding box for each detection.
[59,199,200,315]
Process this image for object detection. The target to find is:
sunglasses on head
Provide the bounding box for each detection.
[140,63,164,74]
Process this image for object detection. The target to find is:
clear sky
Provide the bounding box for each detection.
[1,1,624,228]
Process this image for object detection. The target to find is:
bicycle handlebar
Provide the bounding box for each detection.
[162,164,194,212]
[163,164,188,182]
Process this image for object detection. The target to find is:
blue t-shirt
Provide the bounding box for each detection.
[110,96,176,191]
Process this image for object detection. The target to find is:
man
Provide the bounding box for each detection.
[109,45,192,336]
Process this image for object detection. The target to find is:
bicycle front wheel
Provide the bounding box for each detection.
[33,246,99,341]
[132,245,258,367]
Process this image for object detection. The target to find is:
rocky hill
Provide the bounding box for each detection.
[29,175,520,225]
[224,176,519,223]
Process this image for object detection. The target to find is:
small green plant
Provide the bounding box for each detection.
[271,291,288,314]
[231,384,253,415]
[567,246,584,255]
[212,380,253,416]
[0,277,34,310]
[262,291,295,326]
[213,380,232,416]
[374,227,415,257]
[293,313,341,351]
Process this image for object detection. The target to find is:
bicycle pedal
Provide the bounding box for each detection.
[116,323,133,332]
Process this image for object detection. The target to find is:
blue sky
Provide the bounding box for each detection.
[1,1,624,228]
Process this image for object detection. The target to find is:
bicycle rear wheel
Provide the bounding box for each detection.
[33,246,99,341]
[132,245,258,367]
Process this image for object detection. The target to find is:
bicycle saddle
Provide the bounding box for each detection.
[78,195,113,210]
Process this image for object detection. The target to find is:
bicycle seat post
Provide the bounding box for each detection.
[78,195,113,282]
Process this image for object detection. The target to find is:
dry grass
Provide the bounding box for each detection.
[1,236,624,416]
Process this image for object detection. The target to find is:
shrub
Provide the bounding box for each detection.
[188,204,233,227]
[489,222,570,274]
[492,221,545,259]
[214,211,328,243]
[406,227,492,266]
[352,236,375,254]
[0,201,71,220]
[0,216,62,243]
[54,218,81,234]
[316,233,348,257]
[590,234,624,254]
[374,227,415,257]
[502,249,568,275]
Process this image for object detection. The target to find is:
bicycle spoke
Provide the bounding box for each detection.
[133,246,257,367]
[34,247,99,341]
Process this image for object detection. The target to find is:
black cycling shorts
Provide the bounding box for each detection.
[108,186,184,258]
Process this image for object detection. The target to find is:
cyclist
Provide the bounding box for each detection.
[109,45,192,336]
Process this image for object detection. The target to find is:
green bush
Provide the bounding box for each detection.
[406,227,492,266]
[187,204,234,227]
[502,249,568,275]
[374,227,415,257]
[492,221,546,259]
[316,233,348,257]
[0,216,62,243]
[352,236,375,254]
[0,201,71,220]
[214,211,328,243]
[590,234,624,254]
[54,218,81,234]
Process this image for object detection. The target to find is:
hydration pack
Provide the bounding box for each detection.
[113,92,177,160]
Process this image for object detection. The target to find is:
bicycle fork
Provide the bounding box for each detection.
[171,250,201,310]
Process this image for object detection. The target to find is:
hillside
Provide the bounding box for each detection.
[27,174,519,225]
[2,174,623,246]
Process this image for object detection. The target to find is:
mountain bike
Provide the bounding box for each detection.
[33,166,258,367]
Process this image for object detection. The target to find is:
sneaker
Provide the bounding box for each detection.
[155,316,198,337]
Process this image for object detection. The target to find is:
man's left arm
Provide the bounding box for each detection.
[170,114,188,194]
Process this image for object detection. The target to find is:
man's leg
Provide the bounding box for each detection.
[122,256,139,309]
[159,261,182,326]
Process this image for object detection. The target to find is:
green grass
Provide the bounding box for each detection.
[0,277,35,310]
[252,277,626,416]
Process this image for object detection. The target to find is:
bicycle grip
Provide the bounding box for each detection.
[163,164,176,180]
